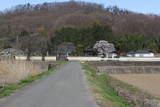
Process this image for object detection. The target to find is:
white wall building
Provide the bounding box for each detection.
[127,50,155,57]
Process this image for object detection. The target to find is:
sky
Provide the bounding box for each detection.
[0,0,160,14]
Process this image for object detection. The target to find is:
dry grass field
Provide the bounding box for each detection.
[0,60,41,86]
[110,74,160,97]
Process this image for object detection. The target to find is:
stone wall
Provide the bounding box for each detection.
[89,61,160,66]
[97,66,160,74]
[89,61,160,74]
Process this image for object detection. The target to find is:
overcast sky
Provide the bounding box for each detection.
[0,0,160,14]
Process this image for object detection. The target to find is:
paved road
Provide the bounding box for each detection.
[0,62,97,107]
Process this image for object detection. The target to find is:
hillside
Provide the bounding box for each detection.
[0,1,160,54]
[0,1,160,38]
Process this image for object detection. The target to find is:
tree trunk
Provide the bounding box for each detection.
[42,53,45,61]
[106,53,108,58]
[26,51,31,61]
[27,52,31,61]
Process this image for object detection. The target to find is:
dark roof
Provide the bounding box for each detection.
[127,50,153,54]
[135,50,152,54]
[127,51,135,54]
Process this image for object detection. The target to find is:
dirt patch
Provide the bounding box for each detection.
[110,74,160,97]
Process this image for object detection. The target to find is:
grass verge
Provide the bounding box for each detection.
[81,62,129,107]
[0,61,66,98]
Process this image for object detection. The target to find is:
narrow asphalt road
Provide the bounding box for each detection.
[0,62,97,107]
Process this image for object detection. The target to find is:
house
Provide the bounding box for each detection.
[134,50,155,57]
[97,51,118,58]
[127,50,155,57]
[56,42,75,61]
[109,52,118,58]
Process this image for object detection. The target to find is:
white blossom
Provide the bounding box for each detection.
[93,40,115,55]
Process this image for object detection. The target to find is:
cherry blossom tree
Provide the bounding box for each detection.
[93,40,116,58]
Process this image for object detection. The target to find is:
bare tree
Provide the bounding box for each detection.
[36,27,49,61]
[18,35,38,61]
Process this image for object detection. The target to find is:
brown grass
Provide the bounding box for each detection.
[110,74,160,97]
[0,60,40,86]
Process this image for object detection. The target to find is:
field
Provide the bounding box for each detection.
[110,74,160,97]
[89,61,160,97]
[88,61,160,106]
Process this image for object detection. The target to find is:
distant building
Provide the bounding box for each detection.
[108,52,118,58]
[56,42,75,61]
[127,50,155,57]
[97,51,117,58]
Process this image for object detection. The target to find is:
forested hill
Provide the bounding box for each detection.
[0,1,160,38]
[0,1,160,53]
